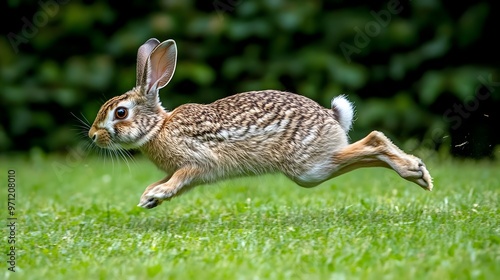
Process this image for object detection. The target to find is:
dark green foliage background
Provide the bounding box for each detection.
[1,0,499,157]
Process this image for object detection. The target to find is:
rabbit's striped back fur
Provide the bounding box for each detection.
[141,90,352,186]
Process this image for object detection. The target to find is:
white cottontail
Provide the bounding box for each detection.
[89,38,433,209]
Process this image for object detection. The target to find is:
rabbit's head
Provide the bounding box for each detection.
[88,39,177,149]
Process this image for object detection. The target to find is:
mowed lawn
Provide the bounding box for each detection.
[2,153,499,280]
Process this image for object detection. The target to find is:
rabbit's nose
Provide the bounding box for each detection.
[89,127,97,142]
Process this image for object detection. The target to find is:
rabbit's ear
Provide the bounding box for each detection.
[140,39,177,95]
[136,38,160,87]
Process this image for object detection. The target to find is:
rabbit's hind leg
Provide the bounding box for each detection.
[327,131,433,190]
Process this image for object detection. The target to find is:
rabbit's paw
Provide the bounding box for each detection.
[137,196,161,209]
[137,186,177,209]
[414,159,433,191]
[398,155,433,191]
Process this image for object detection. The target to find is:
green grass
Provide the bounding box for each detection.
[2,153,500,279]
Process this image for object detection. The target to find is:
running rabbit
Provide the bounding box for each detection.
[88,38,433,209]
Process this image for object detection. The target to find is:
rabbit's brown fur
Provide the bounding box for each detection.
[140,90,349,184]
[89,39,433,209]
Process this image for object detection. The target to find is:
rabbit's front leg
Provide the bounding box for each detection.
[138,166,205,209]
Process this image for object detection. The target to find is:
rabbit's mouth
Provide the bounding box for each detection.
[88,125,128,149]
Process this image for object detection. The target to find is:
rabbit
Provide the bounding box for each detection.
[88,38,433,209]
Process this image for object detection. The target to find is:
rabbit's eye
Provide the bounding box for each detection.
[115,107,128,119]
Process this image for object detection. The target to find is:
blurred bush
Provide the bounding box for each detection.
[1,0,499,158]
